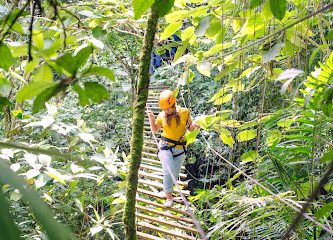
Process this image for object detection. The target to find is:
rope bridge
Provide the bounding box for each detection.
[135,83,206,240]
[135,82,333,239]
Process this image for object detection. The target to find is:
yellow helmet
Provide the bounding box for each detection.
[159,90,176,110]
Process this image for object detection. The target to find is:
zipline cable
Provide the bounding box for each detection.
[145,104,208,240]
[202,136,333,237]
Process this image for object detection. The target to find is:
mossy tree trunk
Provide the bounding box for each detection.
[123,5,159,240]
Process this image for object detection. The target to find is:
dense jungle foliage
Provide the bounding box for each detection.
[0,0,332,239]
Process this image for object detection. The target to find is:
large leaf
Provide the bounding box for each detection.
[0,161,74,240]
[197,61,211,77]
[0,187,21,239]
[276,69,304,81]
[73,83,89,106]
[266,129,282,147]
[53,53,78,77]
[320,150,333,163]
[154,0,175,17]
[0,97,12,110]
[32,83,61,113]
[220,128,234,148]
[83,66,115,81]
[241,150,259,163]
[262,42,283,63]
[0,73,11,97]
[84,82,109,103]
[74,46,92,70]
[270,0,286,20]
[160,22,182,41]
[315,202,333,219]
[166,10,191,23]
[0,44,15,71]
[250,0,262,8]
[195,16,212,37]
[132,0,155,19]
[16,64,54,102]
[214,94,232,105]
[184,128,199,145]
[237,129,257,142]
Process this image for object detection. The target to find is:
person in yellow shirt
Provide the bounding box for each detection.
[146,89,199,207]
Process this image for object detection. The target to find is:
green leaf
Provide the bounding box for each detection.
[160,22,182,41]
[320,150,333,163]
[241,150,259,163]
[261,0,273,21]
[276,69,304,81]
[237,129,257,142]
[45,168,66,185]
[83,66,115,81]
[154,0,175,17]
[195,16,212,37]
[173,39,189,62]
[308,44,330,69]
[205,18,222,39]
[32,31,44,50]
[197,61,211,77]
[92,26,107,39]
[84,82,109,103]
[250,0,262,8]
[326,30,333,40]
[74,46,93,70]
[32,83,61,113]
[270,0,286,20]
[262,42,283,63]
[277,118,293,128]
[132,0,155,19]
[73,83,89,106]
[220,128,234,148]
[166,10,191,23]
[0,97,12,110]
[0,161,74,240]
[0,188,21,239]
[184,128,199,145]
[214,94,232,105]
[0,74,11,97]
[54,53,78,77]
[0,44,15,71]
[16,64,54,102]
[315,202,333,219]
[266,129,282,147]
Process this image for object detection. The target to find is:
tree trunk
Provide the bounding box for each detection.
[123,5,159,240]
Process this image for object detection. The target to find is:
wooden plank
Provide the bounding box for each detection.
[140,164,187,178]
[136,197,190,216]
[138,179,190,196]
[144,140,158,146]
[137,231,165,240]
[138,170,188,187]
[142,151,158,158]
[136,205,194,224]
[143,146,158,152]
[141,157,186,171]
[141,157,160,165]
[137,222,197,240]
[137,213,199,233]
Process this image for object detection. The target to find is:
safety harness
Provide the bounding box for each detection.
[159,136,187,157]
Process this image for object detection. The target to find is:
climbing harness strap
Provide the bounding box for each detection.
[159,136,187,157]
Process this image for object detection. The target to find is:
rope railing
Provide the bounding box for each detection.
[145,105,208,240]
[202,136,333,237]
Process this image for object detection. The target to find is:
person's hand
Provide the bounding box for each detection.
[146,110,154,118]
